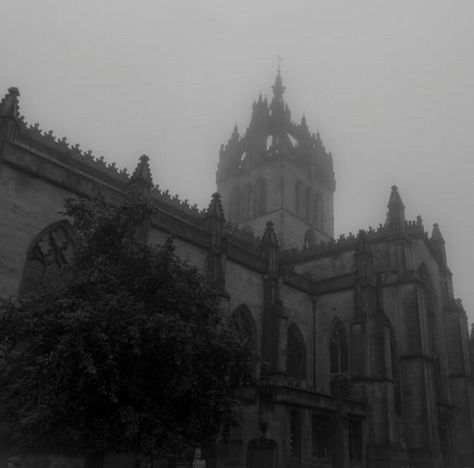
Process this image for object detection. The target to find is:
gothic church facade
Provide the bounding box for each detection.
[1,73,474,468]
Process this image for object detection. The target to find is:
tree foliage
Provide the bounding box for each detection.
[0,196,254,459]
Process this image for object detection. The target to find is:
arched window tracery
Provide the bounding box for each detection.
[329,319,349,375]
[20,221,76,296]
[230,304,256,342]
[329,319,349,397]
[287,324,306,380]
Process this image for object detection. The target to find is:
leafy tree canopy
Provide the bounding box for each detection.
[0,196,254,460]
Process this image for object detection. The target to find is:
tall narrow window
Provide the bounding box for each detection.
[230,304,256,341]
[295,180,303,216]
[329,320,349,375]
[254,178,267,215]
[390,337,402,414]
[312,414,331,459]
[241,183,253,221]
[312,193,320,226]
[231,304,257,378]
[287,324,307,380]
[289,410,301,458]
[348,420,363,464]
[305,187,313,221]
[229,186,241,223]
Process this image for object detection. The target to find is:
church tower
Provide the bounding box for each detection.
[216,70,335,249]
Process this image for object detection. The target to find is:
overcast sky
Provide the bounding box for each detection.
[2,1,474,323]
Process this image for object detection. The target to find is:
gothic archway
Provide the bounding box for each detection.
[287,323,306,380]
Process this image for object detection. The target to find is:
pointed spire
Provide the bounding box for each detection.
[431,223,447,267]
[431,223,445,243]
[0,87,20,121]
[385,185,406,231]
[272,68,285,99]
[206,192,225,222]
[231,124,239,140]
[301,114,308,130]
[128,154,153,193]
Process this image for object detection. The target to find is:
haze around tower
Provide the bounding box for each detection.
[1,0,474,322]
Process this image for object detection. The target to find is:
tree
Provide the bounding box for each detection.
[0,196,255,466]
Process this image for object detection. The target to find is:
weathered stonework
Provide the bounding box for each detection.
[1,76,473,468]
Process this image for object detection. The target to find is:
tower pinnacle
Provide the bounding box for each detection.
[272,68,285,99]
[385,185,406,231]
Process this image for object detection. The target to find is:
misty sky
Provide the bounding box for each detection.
[2,1,474,323]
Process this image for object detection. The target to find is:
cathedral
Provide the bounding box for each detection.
[1,71,474,468]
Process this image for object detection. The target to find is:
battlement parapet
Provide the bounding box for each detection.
[150,186,206,219]
[17,121,130,183]
[282,219,429,264]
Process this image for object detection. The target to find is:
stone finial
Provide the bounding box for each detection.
[0,87,20,121]
[430,222,448,267]
[431,223,445,243]
[388,185,404,208]
[385,185,406,231]
[301,114,308,130]
[261,221,279,248]
[128,154,153,193]
[206,192,225,222]
[272,68,285,99]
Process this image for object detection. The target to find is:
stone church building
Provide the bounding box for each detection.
[1,72,474,468]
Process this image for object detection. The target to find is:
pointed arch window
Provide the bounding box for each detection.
[230,304,256,341]
[254,178,267,216]
[305,187,313,221]
[312,193,320,227]
[229,186,241,223]
[287,324,307,380]
[295,180,303,217]
[390,336,402,414]
[20,221,76,296]
[329,320,349,375]
[241,183,253,221]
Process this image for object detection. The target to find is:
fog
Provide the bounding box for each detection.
[2,1,474,323]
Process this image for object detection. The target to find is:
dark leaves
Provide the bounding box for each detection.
[0,196,254,458]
